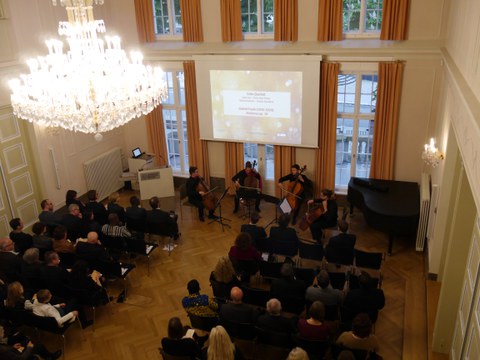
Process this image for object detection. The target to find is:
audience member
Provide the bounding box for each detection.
[0,238,22,282]
[270,263,306,314]
[228,232,262,262]
[26,289,78,327]
[31,222,53,250]
[8,218,32,255]
[80,209,102,237]
[67,260,108,305]
[61,204,84,242]
[102,213,132,239]
[327,220,356,249]
[126,196,147,222]
[85,190,108,225]
[205,325,244,360]
[51,226,75,254]
[38,199,63,232]
[21,248,43,295]
[256,298,296,334]
[106,192,126,224]
[75,232,110,262]
[268,214,299,253]
[182,279,218,317]
[286,347,309,360]
[220,287,257,325]
[240,211,267,247]
[65,189,85,214]
[40,251,69,299]
[336,350,356,360]
[296,301,331,341]
[161,317,202,360]
[146,196,180,239]
[4,282,27,310]
[209,256,241,300]
[0,324,62,360]
[336,313,380,353]
[343,272,385,323]
[305,270,343,307]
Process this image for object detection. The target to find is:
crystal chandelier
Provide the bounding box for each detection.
[422,138,444,167]
[9,0,167,139]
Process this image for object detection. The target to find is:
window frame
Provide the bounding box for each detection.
[152,0,183,40]
[241,0,274,39]
[343,0,383,39]
[335,69,378,194]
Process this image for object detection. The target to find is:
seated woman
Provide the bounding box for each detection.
[228,233,262,262]
[161,317,202,360]
[81,209,102,237]
[308,188,338,242]
[336,313,380,353]
[4,282,28,311]
[65,189,85,214]
[204,325,244,360]
[209,256,241,300]
[0,323,62,360]
[66,260,109,305]
[296,301,331,341]
[182,279,218,317]
[107,192,126,224]
[51,226,76,254]
[31,222,53,250]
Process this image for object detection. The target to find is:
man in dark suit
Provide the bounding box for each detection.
[268,214,299,257]
[220,287,258,325]
[61,204,84,242]
[146,196,179,239]
[240,211,267,248]
[8,218,33,255]
[85,190,108,225]
[38,199,63,233]
[75,232,110,262]
[256,298,296,334]
[270,263,306,314]
[327,220,356,249]
[0,238,22,282]
[41,251,70,299]
[125,196,147,232]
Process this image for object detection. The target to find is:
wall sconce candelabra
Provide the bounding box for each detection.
[422,138,444,167]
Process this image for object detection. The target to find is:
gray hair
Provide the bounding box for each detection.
[23,248,40,264]
[266,298,282,315]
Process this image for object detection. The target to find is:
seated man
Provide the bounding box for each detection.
[102,213,132,239]
[9,218,33,255]
[38,199,63,235]
[186,166,217,222]
[61,204,84,242]
[240,211,267,248]
[75,231,110,262]
[41,251,70,299]
[305,270,344,307]
[268,214,299,256]
[0,238,22,283]
[256,298,296,334]
[125,196,147,232]
[232,161,262,213]
[327,220,356,249]
[32,222,53,250]
[182,279,218,317]
[52,226,76,254]
[85,190,108,225]
[220,287,257,325]
[146,196,180,240]
[270,263,306,314]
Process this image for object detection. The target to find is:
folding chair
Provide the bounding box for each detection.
[325,245,354,268]
[354,249,385,288]
[241,285,270,308]
[298,241,325,267]
[187,312,219,332]
[292,334,331,360]
[294,267,316,287]
[259,261,283,280]
[179,183,197,220]
[94,259,135,299]
[125,237,158,275]
[254,326,293,359]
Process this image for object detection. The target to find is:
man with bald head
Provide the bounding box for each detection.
[219,286,258,325]
[75,231,110,262]
[256,298,296,334]
[0,238,22,282]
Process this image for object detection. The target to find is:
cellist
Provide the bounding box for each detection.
[186,166,218,222]
[307,189,338,242]
[278,164,312,225]
[232,161,262,214]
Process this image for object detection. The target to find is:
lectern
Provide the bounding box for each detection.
[138,167,174,200]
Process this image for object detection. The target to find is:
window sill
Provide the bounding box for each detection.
[343,33,381,40]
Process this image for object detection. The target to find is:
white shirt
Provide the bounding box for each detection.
[27,299,76,327]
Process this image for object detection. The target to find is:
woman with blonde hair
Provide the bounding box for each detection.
[107,191,126,223]
[287,347,309,360]
[5,281,26,310]
[209,256,240,300]
[206,325,243,360]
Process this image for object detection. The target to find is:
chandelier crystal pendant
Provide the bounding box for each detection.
[422,138,444,168]
[9,0,167,138]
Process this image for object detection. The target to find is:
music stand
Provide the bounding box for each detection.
[209,187,232,231]
[238,185,259,220]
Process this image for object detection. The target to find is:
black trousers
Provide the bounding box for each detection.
[189,199,214,219]
[234,190,261,211]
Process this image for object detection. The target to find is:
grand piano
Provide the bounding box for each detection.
[347,177,420,255]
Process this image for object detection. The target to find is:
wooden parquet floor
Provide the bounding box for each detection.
[36,190,428,359]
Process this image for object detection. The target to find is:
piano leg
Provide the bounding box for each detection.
[388,233,394,256]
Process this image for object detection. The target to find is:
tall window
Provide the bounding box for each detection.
[335,72,377,192]
[162,70,189,175]
[343,0,383,35]
[153,0,182,36]
[241,0,274,35]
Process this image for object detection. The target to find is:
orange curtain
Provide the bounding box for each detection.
[183,61,210,181]
[274,0,298,41]
[221,0,243,42]
[225,143,245,195]
[369,61,405,180]
[134,0,155,43]
[314,62,339,197]
[145,105,169,167]
[380,0,410,40]
[317,0,343,41]
[274,146,296,197]
[180,0,204,42]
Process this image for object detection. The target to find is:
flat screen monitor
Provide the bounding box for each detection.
[132,147,142,158]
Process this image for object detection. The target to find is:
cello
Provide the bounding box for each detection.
[243,160,261,193]
[298,201,325,231]
[196,177,217,211]
[283,165,307,213]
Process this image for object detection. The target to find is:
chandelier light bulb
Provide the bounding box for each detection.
[10,0,167,135]
[422,137,444,168]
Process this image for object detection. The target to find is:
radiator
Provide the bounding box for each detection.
[416,172,431,251]
[83,147,123,201]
